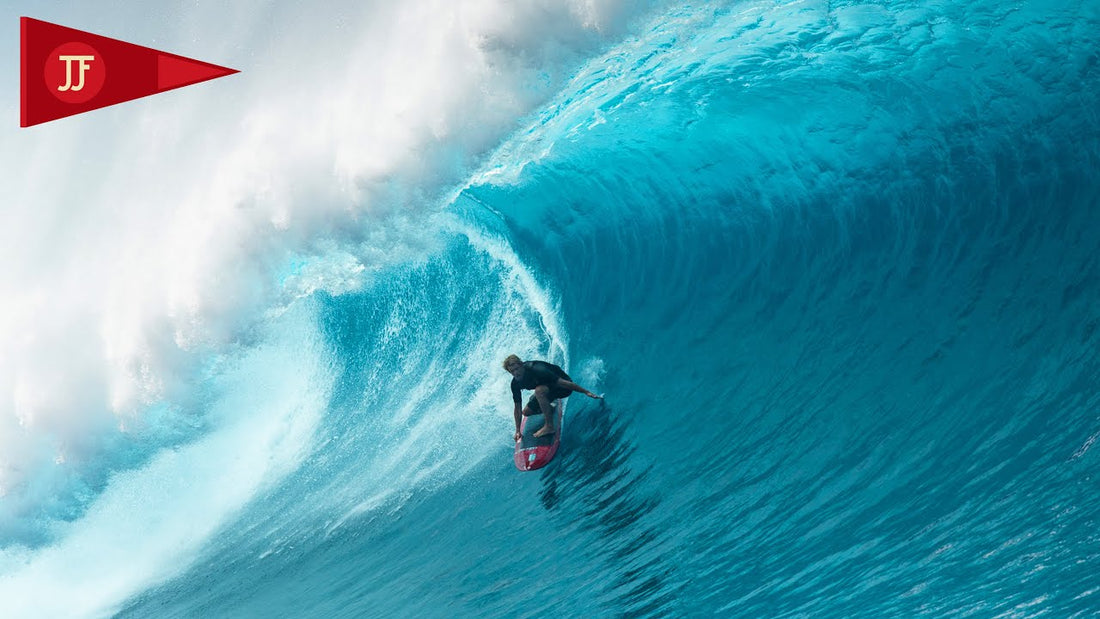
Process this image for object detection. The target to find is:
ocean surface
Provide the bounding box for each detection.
[3,0,1100,616]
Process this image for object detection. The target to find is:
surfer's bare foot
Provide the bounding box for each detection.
[533,426,556,438]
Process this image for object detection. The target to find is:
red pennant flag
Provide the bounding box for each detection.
[20,17,239,127]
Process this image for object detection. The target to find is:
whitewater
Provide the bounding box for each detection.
[2,0,1099,616]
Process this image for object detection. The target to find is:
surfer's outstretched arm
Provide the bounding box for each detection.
[557,379,603,399]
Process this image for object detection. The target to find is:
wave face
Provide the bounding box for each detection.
[4,0,1100,616]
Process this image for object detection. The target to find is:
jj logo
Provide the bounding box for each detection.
[44,42,105,104]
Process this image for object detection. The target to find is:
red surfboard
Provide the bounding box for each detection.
[514,399,564,471]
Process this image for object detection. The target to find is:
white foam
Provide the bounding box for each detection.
[0,300,331,618]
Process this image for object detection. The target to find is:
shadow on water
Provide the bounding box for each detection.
[539,398,686,617]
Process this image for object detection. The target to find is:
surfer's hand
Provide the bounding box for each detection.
[587,391,604,399]
[514,431,522,442]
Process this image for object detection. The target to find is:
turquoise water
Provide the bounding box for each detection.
[5,0,1100,616]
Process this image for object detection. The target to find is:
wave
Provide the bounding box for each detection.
[4,0,1100,616]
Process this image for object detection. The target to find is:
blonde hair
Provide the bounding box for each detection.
[502,354,522,370]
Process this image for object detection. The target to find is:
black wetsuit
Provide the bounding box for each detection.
[511,361,572,410]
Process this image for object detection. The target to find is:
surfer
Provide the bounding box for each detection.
[503,354,602,441]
